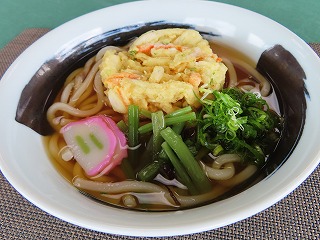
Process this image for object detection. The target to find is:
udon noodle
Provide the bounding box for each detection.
[44,28,280,211]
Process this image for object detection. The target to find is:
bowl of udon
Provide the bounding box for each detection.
[0,0,320,237]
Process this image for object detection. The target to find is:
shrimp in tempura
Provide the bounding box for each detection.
[99,28,227,114]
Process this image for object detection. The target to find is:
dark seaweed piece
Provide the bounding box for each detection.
[256,44,307,174]
[15,21,193,136]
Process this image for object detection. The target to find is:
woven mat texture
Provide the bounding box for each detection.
[0,29,319,240]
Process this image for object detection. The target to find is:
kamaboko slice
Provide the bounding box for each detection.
[61,116,124,176]
[90,116,128,179]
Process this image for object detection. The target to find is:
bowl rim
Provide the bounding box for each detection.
[0,0,320,237]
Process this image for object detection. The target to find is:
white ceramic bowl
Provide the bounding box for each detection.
[1,0,320,237]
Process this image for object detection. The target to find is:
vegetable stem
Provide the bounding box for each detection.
[127,105,139,175]
[161,142,198,195]
[140,109,152,119]
[171,122,185,135]
[160,127,212,194]
[117,120,128,134]
[165,106,192,118]
[138,112,196,134]
[152,111,166,160]
[137,159,165,182]
[128,105,139,147]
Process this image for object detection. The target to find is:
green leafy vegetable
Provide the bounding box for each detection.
[151,111,166,160]
[122,105,139,179]
[161,142,198,195]
[161,127,212,194]
[138,112,196,134]
[128,105,139,148]
[198,88,282,165]
[137,158,166,182]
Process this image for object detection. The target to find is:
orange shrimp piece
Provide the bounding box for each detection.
[189,72,202,88]
[137,44,154,54]
[137,44,185,55]
[106,72,141,86]
[154,44,184,51]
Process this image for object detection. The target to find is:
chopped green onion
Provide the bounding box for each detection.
[212,144,224,156]
[198,88,282,165]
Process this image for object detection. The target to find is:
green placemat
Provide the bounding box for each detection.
[0,29,319,240]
